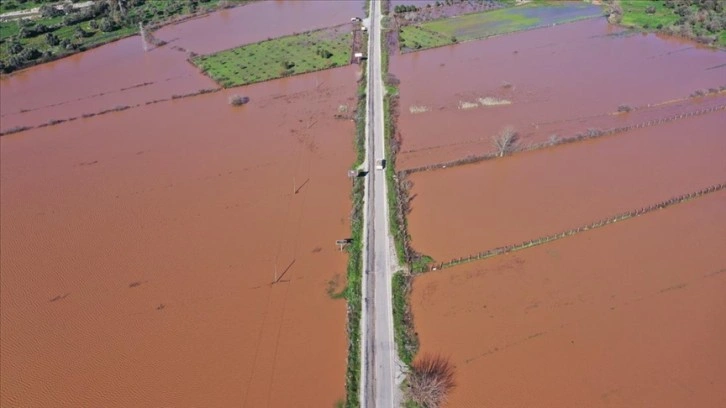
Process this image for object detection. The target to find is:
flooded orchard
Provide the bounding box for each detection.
[411,190,726,407]
[0,2,364,405]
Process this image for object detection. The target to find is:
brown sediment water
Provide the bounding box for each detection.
[406,111,726,262]
[0,0,365,133]
[0,66,359,407]
[411,190,726,407]
[155,0,365,55]
[391,18,726,170]
[0,39,216,132]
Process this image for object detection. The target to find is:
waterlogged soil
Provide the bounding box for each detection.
[0,66,359,407]
[391,18,726,170]
[411,190,726,407]
[0,0,364,133]
[407,111,726,262]
[0,40,215,132]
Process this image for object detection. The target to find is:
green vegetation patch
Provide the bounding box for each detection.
[619,0,679,29]
[0,0,44,15]
[343,41,367,405]
[398,25,455,51]
[392,271,419,366]
[399,2,603,52]
[193,26,352,88]
[1,0,251,73]
[615,0,726,47]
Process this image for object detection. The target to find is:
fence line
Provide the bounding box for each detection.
[422,183,726,272]
[401,104,726,176]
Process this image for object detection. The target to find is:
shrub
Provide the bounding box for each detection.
[408,354,456,408]
[228,94,250,106]
[617,104,632,112]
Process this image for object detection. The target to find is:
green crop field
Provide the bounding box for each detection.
[193,26,353,88]
[399,2,604,52]
[398,25,455,51]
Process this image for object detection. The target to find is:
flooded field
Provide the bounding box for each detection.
[156,0,364,55]
[397,11,726,407]
[391,18,726,170]
[0,60,359,407]
[0,0,364,133]
[411,190,726,407]
[406,111,726,261]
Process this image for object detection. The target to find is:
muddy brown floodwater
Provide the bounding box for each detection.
[0,0,364,133]
[391,18,726,170]
[407,111,726,262]
[412,190,726,407]
[155,0,365,55]
[1,61,360,406]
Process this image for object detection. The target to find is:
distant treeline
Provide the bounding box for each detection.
[609,0,726,47]
[0,0,250,74]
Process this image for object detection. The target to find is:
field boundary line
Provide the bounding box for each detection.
[400,104,726,176]
[422,183,726,272]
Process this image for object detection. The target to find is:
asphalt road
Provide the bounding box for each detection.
[360,1,400,407]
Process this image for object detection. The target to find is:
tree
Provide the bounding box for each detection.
[39,4,63,18]
[99,17,118,32]
[74,26,87,40]
[491,126,518,157]
[45,32,60,47]
[8,39,24,54]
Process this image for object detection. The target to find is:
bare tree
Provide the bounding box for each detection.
[408,354,456,408]
[491,126,518,157]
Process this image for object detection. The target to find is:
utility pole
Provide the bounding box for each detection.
[139,22,148,52]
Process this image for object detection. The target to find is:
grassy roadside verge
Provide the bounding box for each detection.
[192,25,353,88]
[342,8,368,404]
[380,15,423,407]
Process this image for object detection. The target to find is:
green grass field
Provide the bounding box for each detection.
[398,25,455,50]
[618,0,726,47]
[619,1,679,29]
[399,2,604,52]
[193,26,353,88]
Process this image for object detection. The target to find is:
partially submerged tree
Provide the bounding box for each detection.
[491,126,518,157]
[408,354,456,408]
